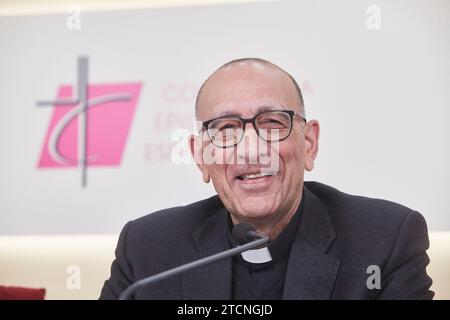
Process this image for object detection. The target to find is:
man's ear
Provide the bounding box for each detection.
[189,134,210,183]
[304,120,320,172]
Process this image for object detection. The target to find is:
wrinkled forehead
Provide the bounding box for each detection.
[197,62,301,120]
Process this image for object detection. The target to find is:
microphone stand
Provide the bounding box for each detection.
[119,235,269,300]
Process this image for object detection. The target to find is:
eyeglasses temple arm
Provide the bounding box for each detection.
[294,111,306,122]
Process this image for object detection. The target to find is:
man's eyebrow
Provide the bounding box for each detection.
[212,110,241,118]
[257,105,285,113]
[210,105,286,119]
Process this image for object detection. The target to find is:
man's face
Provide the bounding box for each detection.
[192,62,318,225]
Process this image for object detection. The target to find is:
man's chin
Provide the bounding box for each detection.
[235,201,276,221]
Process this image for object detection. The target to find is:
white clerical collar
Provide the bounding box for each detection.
[241,246,272,264]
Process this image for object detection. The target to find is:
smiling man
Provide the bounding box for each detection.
[100,58,433,300]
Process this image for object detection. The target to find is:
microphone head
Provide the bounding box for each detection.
[232,223,257,245]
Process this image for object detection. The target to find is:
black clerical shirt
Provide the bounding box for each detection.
[227,194,304,300]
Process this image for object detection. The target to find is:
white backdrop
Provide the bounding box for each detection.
[1,0,449,234]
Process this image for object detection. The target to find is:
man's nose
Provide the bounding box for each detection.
[236,123,267,164]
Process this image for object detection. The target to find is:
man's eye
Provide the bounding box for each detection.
[219,124,239,130]
[260,119,284,126]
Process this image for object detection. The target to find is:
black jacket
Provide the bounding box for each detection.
[100,181,434,300]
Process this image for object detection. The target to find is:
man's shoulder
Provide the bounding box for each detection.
[305,180,415,226]
[127,194,224,240]
[305,181,427,264]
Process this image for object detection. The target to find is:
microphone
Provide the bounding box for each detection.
[231,222,262,245]
[119,223,268,300]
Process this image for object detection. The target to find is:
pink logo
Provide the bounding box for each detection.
[37,57,142,187]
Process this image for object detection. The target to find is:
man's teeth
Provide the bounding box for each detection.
[238,172,276,180]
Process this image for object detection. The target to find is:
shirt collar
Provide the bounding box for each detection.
[227,190,304,264]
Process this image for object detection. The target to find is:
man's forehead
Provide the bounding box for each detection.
[197,61,299,118]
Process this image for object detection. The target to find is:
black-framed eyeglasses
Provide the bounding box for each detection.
[202,109,306,148]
